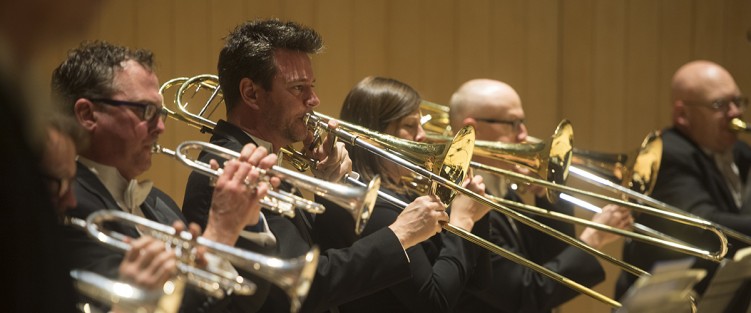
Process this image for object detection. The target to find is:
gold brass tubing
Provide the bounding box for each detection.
[472,162,729,263]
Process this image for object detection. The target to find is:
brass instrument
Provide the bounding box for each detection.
[420,100,453,136]
[154,141,380,236]
[731,118,751,133]
[468,120,573,202]
[568,132,751,247]
[159,76,380,235]
[471,160,728,262]
[424,126,729,262]
[71,269,185,313]
[66,210,319,312]
[307,113,626,308]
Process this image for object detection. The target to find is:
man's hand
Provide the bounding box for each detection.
[119,236,177,290]
[203,144,277,245]
[388,195,449,249]
[448,174,489,231]
[579,204,633,249]
[512,165,547,198]
[306,120,352,182]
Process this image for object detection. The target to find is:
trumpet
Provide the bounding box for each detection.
[153,141,380,235]
[66,210,319,313]
[71,269,185,313]
[159,76,380,235]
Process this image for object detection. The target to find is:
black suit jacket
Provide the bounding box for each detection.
[0,74,77,313]
[314,186,489,313]
[64,162,225,313]
[456,191,605,313]
[182,120,412,313]
[617,127,751,299]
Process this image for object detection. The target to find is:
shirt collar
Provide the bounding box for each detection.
[77,157,153,213]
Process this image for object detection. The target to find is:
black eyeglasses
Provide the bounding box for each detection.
[685,96,749,113]
[41,174,75,198]
[89,98,166,122]
[475,118,526,131]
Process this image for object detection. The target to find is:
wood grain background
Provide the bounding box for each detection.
[34,1,751,311]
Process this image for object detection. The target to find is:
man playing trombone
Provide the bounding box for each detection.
[616,60,751,299]
[183,19,450,312]
[53,41,278,312]
[448,79,633,312]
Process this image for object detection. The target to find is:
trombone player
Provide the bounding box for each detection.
[183,19,449,312]
[40,114,190,308]
[448,79,633,312]
[53,41,278,312]
[616,60,751,299]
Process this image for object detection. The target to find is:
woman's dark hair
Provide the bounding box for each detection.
[339,76,421,190]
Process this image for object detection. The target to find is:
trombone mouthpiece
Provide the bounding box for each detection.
[730,118,750,133]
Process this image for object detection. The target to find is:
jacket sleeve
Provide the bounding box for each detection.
[463,211,605,313]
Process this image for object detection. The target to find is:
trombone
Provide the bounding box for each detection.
[427,122,729,263]
[66,210,319,313]
[305,112,627,308]
[153,141,380,236]
[567,130,751,247]
[731,118,751,133]
[158,76,380,235]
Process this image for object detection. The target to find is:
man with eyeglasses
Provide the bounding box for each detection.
[616,60,751,300]
[40,114,191,304]
[449,79,632,313]
[52,41,278,312]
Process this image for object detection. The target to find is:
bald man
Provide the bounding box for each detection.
[449,79,632,313]
[616,60,751,299]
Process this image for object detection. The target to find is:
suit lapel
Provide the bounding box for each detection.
[140,193,184,225]
[75,162,140,238]
[697,152,741,213]
[76,162,122,212]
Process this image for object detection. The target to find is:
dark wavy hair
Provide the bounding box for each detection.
[218,19,323,113]
[339,76,422,190]
[50,40,154,115]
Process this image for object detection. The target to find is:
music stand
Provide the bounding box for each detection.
[617,259,705,313]
[696,246,751,313]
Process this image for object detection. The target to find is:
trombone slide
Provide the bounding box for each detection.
[345,176,622,309]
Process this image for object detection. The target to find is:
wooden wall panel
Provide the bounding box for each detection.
[419,0,455,104]
[591,1,626,152]
[694,0,725,61]
[349,1,388,88]
[455,0,492,85]
[624,0,661,148]
[524,0,560,135]
[657,0,693,127]
[488,0,525,93]
[385,1,423,89]
[314,0,352,116]
[561,0,595,150]
[32,1,751,312]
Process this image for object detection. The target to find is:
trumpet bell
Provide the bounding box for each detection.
[71,270,185,313]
